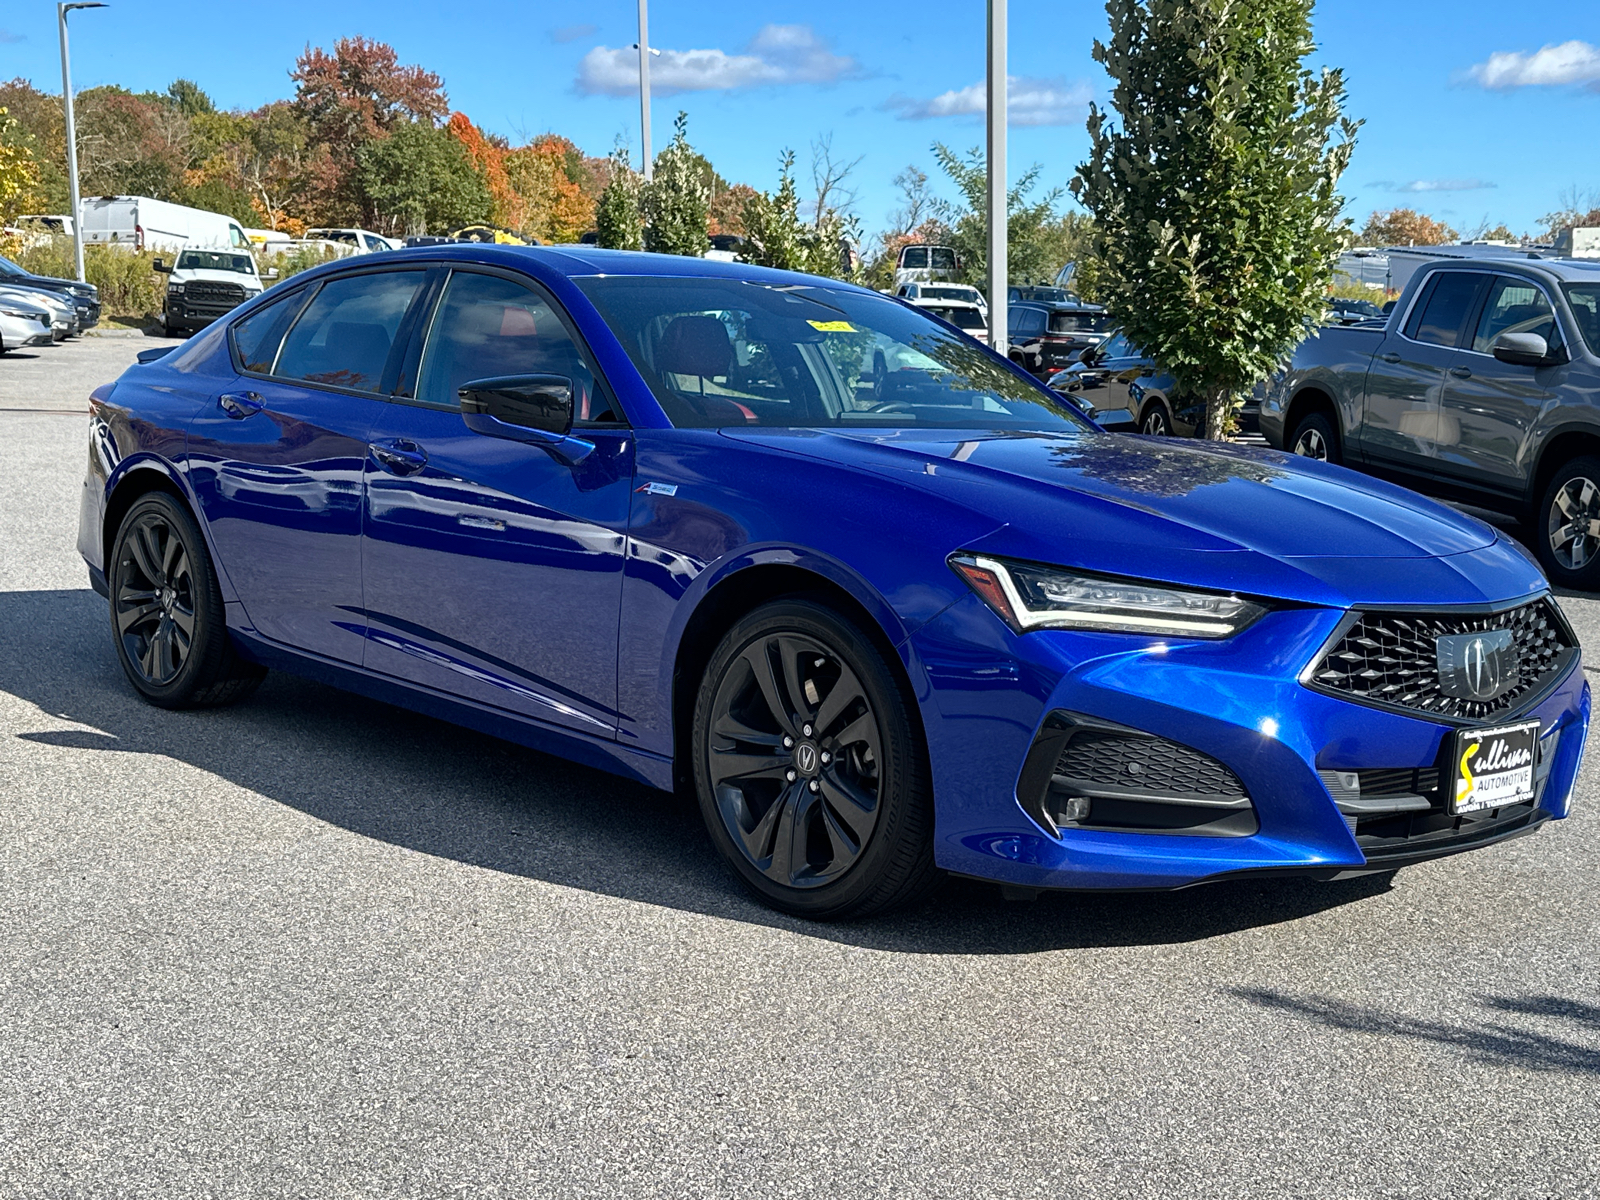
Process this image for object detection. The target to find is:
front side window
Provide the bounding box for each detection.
[1098,331,1136,359]
[417,271,620,422]
[1565,284,1600,356]
[231,287,308,374]
[575,276,1087,432]
[273,269,424,392]
[1404,272,1487,348]
[1473,277,1558,354]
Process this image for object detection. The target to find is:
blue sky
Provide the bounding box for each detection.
[2,1,1598,238]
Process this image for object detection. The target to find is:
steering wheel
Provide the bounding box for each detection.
[865,401,914,415]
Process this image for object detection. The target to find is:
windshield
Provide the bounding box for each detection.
[576,276,1087,432]
[1098,331,1137,359]
[177,251,254,274]
[1050,311,1110,334]
[927,305,987,331]
[1564,285,1600,355]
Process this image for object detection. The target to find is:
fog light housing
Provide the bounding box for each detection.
[1060,795,1092,824]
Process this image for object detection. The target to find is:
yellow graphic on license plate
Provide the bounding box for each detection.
[807,320,856,332]
[1456,739,1479,804]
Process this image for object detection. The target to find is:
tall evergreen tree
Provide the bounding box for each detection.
[595,149,643,250]
[641,113,709,257]
[1073,0,1358,439]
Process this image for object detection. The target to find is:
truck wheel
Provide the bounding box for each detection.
[1290,412,1340,464]
[1536,456,1600,590]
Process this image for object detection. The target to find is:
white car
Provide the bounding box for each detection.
[0,292,57,352]
[0,284,76,339]
[305,228,400,254]
[154,248,272,335]
[917,301,988,342]
[896,281,988,316]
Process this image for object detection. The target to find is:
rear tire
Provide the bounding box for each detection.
[1535,455,1600,591]
[1289,411,1340,464]
[692,599,939,920]
[108,492,265,709]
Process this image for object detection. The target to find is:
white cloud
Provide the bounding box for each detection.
[882,76,1092,127]
[1468,40,1600,90]
[577,25,860,96]
[1369,179,1497,193]
[550,24,597,45]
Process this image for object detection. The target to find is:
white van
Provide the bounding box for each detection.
[80,196,250,254]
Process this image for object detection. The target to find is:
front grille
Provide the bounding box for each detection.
[1055,729,1245,799]
[1307,597,1574,720]
[1358,766,1443,802]
[180,282,247,318]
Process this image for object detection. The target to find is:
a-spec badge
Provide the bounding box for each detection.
[636,481,678,497]
[1436,629,1519,702]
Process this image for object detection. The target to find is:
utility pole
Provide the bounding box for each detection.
[637,0,653,181]
[986,0,1007,354]
[58,2,107,284]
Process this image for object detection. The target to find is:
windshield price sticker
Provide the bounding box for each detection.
[806,320,856,332]
[1452,720,1540,815]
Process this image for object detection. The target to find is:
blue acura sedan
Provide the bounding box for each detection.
[77,246,1589,918]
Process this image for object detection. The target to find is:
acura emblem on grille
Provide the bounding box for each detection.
[1436,629,1518,702]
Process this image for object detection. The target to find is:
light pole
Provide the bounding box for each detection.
[986,0,1007,353]
[637,0,653,181]
[58,1,107,284]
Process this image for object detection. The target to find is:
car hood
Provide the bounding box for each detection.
[722,427,1542,608]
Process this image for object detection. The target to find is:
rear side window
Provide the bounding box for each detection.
[416,270,620,423]
[1473,276,1559,354]
[1404,273,1486,348]
[1011,309,1045,336]
[230,287,308,374]
[274,270,425,392]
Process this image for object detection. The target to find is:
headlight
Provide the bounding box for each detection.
[168,283,185,295]
[950,554,1268,638]
[1,308,40,319]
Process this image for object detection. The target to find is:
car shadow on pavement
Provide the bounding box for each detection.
[1230,988,1600,1075]
[1,587,1398,955]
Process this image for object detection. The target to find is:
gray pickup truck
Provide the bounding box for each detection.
[1261,255,1600,587]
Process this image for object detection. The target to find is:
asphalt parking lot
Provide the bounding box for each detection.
[2,336,1597,1198]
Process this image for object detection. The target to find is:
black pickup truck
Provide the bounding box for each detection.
[1262,255,1600,588]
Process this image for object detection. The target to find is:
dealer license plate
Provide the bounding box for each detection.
[1451,720,1540,815]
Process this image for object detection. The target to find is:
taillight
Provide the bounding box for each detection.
[135,223,144,250]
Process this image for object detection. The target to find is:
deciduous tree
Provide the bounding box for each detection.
[1359,207,1455,246]
[641,114,709,257]
[594,150,643,250]
[356,119,489,236]
[1073,0,1358,439]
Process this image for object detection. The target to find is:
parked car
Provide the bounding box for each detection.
[403,235,472,248]
[153,248,274,335]
[0,291,57,352]
[81,195,251,254]
[892,243,959,289]
[1006,301,1113,377]
[1008,285,1082,306]
[1263,256,1600,588]
[0,254,101,330]
[705,233,747,263]
[1,283,76,339]
[77,245,1587,920]
[1051,330,1260,437]
[306,227,401,254]
[919,300,988,341]
[453,224,536,246]
[896,281,987,315]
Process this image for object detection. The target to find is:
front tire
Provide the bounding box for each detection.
[108,493,265,708]
[1536,456,1600,591]
[1289,411,1340,464]
[692,599,938,919]
[1140,401,1172,437]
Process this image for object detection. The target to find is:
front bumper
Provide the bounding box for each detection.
[911,594,1587,891]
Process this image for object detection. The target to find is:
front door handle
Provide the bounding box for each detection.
[1378,353,1402,364]
[218,391,264,419]
[1448,365,1473,378]
[369,439,428,476]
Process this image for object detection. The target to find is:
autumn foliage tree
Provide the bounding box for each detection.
[1358,207,1456,246]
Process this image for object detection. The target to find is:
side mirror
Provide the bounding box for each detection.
[1492,332,1556,367]
[459,374,593,464]
[263,267,279,280]
[152,258,171,273]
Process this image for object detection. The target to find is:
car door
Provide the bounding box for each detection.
[360,266,634,736]
[1434,273,1566,489]
[186,267,428,663]
[1358,270,1489,467]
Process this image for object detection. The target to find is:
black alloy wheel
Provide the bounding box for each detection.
[693,600,938,919]
[109,493,265,708]
[1140,402,1171,437]
[1536,455,1600,591]
[1290,411,1340,464]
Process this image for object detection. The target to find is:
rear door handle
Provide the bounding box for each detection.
[218,391,264,419]
[369,439,428,476]
[1378,353,1402,364]
[1448,366,1472,378]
